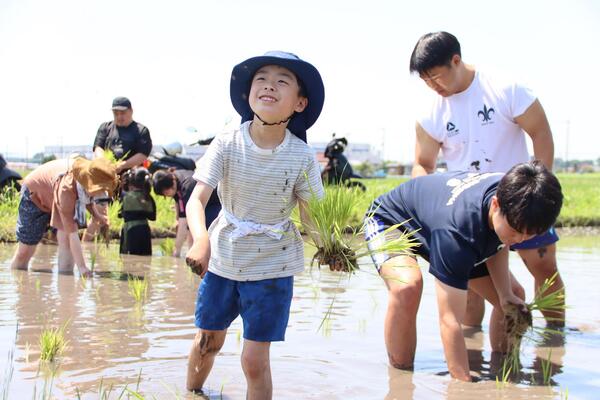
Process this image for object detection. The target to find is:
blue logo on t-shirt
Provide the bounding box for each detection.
[477,104,495,124]
[446,121,460,137]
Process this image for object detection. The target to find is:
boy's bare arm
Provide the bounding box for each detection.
[185,182,214,277]
[486,247,526,311]
[434,279,471,381]
[174,217,188,257]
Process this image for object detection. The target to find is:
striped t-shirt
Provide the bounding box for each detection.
[194,121,324,281]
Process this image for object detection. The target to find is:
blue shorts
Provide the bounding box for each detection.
[16,186,51,245]
[195,271,294,342]
[510,227,559,250]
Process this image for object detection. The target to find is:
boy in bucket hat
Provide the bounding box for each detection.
[11,157,117,276]
[184,51,325,398]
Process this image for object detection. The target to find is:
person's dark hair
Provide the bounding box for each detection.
[496,161,563,234]
[152,169,176,196]
[409,31,461,74]
[124,167,152,200]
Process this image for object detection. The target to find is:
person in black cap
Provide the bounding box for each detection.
[84,96,153,241]
[184,51,325,398]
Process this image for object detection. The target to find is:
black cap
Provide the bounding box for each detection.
[111,97,132,111]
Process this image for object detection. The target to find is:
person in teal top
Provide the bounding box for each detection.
[119,167,156,255]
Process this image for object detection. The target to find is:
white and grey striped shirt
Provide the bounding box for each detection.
[194,121,324,281]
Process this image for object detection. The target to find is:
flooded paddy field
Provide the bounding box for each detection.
[0,235,599,399]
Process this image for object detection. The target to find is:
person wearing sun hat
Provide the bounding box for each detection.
[184,51,325,397]
[10,156,117,277]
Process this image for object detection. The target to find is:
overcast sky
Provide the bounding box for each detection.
[1,0,599,162]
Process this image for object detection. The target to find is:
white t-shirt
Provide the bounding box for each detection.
[194,121,324,282]
[418,71,536,173]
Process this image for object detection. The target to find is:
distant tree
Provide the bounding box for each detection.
[42,154,57,164]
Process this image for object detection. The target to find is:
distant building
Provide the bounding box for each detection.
[310,142,382,164]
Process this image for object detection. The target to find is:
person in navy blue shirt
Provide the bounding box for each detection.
[362,161,563,381]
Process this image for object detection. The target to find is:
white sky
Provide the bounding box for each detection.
[1,0,599,163]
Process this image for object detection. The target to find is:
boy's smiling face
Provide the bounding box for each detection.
[249,65,308,125]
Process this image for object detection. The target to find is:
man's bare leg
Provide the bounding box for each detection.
[518,244,564,326]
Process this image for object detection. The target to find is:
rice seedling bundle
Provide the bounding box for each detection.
[301,184,417,274]
[504,272,565,372]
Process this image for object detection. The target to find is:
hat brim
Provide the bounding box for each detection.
[111,106,129,111]
[72,158,118,195]
[230,55,325,143]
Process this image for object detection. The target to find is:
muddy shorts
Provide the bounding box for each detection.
[16,185,51,245]
[195,271,293,342]
[510,227,559,250]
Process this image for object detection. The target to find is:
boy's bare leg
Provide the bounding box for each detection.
[241,339,272,400]
[187,329,227,392]
[11,243,37,270]
[518,244,565,326]
[380,255,422,369]
[434,279,470,381]
[463,289,485,327]
[56,230,74,272]
[469,273,525,352]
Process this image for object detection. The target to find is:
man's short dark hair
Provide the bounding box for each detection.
[152,170,175,195]
[496,161,563,234]
[409,31,461,74]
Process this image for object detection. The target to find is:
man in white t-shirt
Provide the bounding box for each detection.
[407,32,563,347]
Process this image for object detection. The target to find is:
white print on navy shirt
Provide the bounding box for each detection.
[445,172,503,206]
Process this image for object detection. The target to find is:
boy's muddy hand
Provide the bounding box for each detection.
[185,239,210,278]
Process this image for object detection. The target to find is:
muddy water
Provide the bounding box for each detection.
[0,237,599,399]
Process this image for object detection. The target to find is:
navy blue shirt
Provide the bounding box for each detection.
[370,171,505,289]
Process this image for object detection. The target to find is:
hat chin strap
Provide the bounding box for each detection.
[254,112,294,126]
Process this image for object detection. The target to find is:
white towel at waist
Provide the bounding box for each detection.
[223,210,290,241]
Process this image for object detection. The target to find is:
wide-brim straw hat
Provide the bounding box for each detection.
[72,157,118,194]
[230,51,325,143]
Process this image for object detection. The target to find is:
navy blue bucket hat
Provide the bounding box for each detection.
[230,51,325,143]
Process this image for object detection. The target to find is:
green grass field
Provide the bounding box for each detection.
[0,173,598,242]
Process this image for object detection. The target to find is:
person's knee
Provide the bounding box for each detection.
[192,331,223,358]
[241,351,269,380]
[388,279,422,311]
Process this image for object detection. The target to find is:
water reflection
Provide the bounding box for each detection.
[0,238,598,399]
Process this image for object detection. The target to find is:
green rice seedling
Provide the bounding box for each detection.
[128,276,148,303]
[159,238,175,257]
[561,387,569,399]
[495,358,512,389]
[39,322,68,362]
[541,349,553,386]
[504,273,566,373]
[300,183,417,274]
